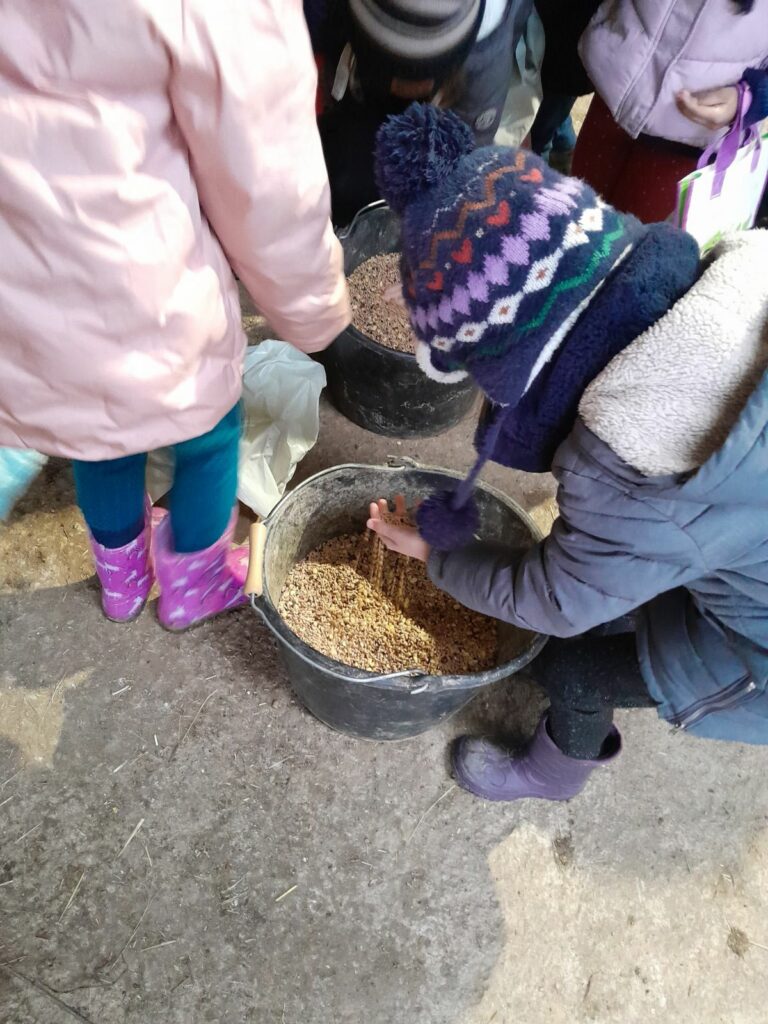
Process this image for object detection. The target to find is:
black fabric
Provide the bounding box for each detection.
[533,0,602,96]
[305,0,349,50]
[319,93,410,226]
[530,632,657,760]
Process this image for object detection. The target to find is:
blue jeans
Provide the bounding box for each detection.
[73,404,241,552]
[531,93,577,157]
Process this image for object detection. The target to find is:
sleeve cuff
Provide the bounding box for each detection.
[743,68,768,127]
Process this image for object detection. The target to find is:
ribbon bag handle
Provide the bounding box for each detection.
[696,82,760,199]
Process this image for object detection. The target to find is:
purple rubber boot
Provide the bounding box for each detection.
[153,510,248,631]
[452,714,621,803]
[87,510,153,623]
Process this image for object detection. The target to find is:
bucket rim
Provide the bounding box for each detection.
[252,461,548,691]
[336,198,389,243]
[338,321,419,364]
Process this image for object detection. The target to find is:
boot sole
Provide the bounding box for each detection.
[156,600,248,633]
[103,597,149,624]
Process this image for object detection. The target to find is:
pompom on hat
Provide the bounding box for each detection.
[375,103,474,214]
[374,104,700,549]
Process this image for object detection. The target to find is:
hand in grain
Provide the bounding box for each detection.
[277,531,499,675]
[382,282,406,308]
[367,495,429,562]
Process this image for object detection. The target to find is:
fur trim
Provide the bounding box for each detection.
[580,231,768,477]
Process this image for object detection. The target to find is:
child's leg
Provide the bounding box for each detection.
[153,404,246,631]
[168,404,241,552]
[72,453,152,622]
[530,94,577,157]
[552,113,577,154]
[571,94,634,206]
[452,629,655,802]
[72,453,148,547]
[452,631,653,802]
[530,632,657,759]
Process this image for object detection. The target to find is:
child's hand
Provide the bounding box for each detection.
[676,86,739,130]
[367,496,430,562]
[382,282,406,308]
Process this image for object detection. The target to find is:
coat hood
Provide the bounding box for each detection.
[579,230,768,504]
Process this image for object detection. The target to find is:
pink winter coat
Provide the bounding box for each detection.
[0,0,350,460]
[580,0,768,147]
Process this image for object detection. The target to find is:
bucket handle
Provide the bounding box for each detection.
[240,462,545,688]
[244,521,268,598]
[386,454,423,469]
[336,199,388,242]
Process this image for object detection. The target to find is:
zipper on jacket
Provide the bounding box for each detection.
[671,677,757,731]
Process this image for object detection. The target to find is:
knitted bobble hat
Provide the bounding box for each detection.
[374,103,698,549]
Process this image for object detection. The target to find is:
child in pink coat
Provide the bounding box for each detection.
[0,0,350,628]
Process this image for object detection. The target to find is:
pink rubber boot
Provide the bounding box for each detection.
[153,511,249,631]
[87,511,153,623]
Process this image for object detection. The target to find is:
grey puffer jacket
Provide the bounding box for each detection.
[429,231,768,743]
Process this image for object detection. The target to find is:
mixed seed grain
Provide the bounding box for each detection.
[278,530,499,675]
[348,253,416,354]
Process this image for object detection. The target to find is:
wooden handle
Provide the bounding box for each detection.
[244,521,268,597]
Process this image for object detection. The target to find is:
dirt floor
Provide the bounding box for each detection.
[2,380,768,1024]
[1,105,766,1020]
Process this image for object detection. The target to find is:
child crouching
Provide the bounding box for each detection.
[368,104,768,802]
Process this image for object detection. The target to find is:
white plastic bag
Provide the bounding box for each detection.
[147,341,326,517]
[237,341,326,517]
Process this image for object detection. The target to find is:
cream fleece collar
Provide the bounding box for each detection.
[579,231,768,477]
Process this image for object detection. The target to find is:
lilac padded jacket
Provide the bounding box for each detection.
[579,0,768,147]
